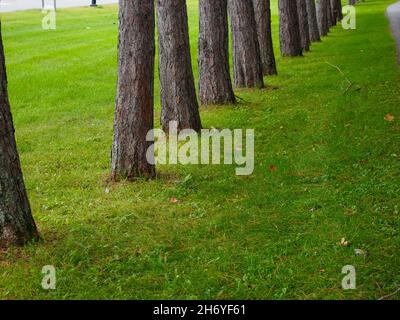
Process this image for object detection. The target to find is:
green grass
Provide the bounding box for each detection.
[0,0,399,299]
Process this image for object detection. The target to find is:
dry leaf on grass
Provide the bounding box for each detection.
[269,165,278,172]
[384,113,395,122]
[340,238,350,247]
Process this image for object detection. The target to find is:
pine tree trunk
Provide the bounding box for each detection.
[316,0,329,37]
[327,0,333,28]
[198,0,236,105]
[337,0,343,21]
[306,0,321,42]
[0,24,39,248]
[297,0,311,51]
[252,0,277,75]
[330,0,342,22]
[330,0,337,22]
[278,0,303,57]
[229,0,264,88]
[111,0,156,180]
[157,0,202,132]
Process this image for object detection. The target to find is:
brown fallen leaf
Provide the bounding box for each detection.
[340,237,350,247]
[384,113,394,122]
[269,165,278,172]
[170,197,179,204]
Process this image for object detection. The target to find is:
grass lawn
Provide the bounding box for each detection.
[0,0,399,299]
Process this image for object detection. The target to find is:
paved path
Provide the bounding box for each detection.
[387,1,400,63]
[0,0,117,13]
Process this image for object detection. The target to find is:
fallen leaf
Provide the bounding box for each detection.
[340,237,350,247]
[269,165,278,172]
[105,188,110,194]
[384,113,394,122]
[170,198,179,203]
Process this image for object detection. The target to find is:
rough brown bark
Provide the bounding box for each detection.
[327,0,334,27]
[252,0,277,75]
[198,0,236,105]
[111,0,156,180]
[306,0,321,42]
[0,23,39,248]
[278,0,303,57]
[297,0,311,51]
[157,0,202,132]
[330,0,342,22]
[337,0,343,20]
[229,0,264,88]
[316,0,329,37]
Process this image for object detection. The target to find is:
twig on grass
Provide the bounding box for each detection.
[235,95,251,104]
[378,286,400,300]
[325,61,354,94]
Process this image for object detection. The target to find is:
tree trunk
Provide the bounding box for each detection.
[331,0,342,22]
[0,24,39,248]
[326,0,334,28]
[337,0,343,21]
[330,0,337,23]
[278,0,303,57]
[198,0,236,105]
[297,0,311,51]
[306,0,321,42]
[157,0,202,132]
[316,0,329,37]
[229,0,264,88]
[252,0,277,75]
[111,0,156,180]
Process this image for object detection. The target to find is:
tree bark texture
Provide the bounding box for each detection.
[316,0,329,37]
[252,0,277,75]
[157,0,202,132]
[278,0,303,57]
[306,0,320,42]
[0,23,39,248]
[297,0,311,51]
[337,0,343,21]
[330,0,342,22]
[327,0,334,27]
[229,0,264,88]
[111,0,156,180]
[198,0,236,105]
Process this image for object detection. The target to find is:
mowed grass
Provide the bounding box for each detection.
[0,0,399,299]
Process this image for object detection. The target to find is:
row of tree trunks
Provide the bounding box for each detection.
[198,0,236,105]
[279,0,344,58]
[0,23,39,248]
[157,0,202,132]
[279,0,303,57]
[229,0,264,88]
[252,0,277,75]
